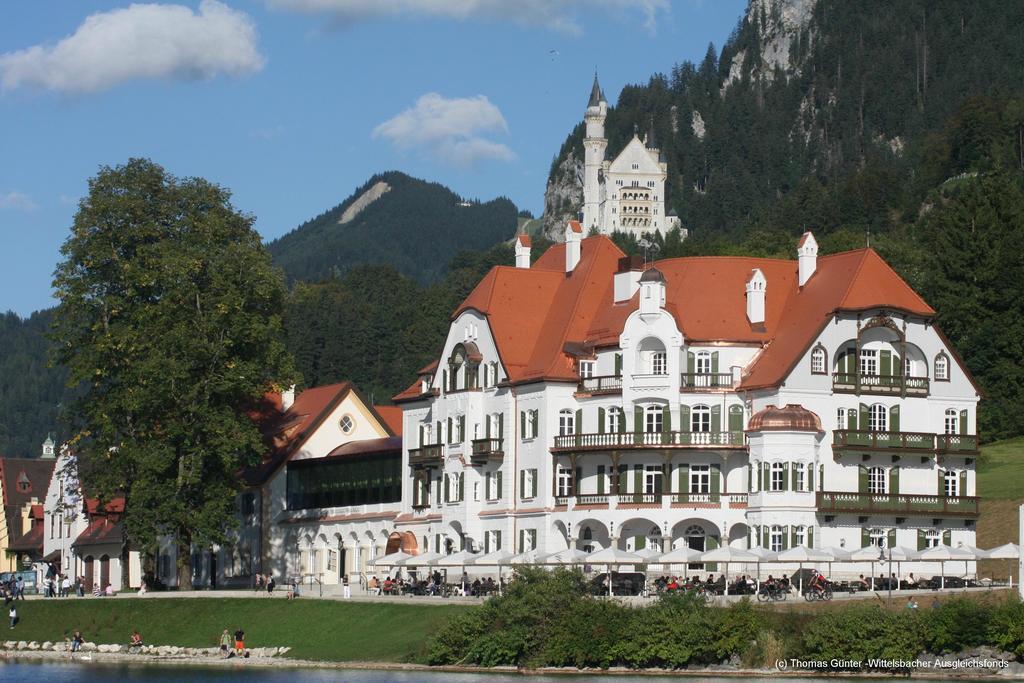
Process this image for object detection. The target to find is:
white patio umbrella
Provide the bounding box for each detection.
[918,544,974,590]
[467,549,516,592]
[369,551,413,567]
[394,550,446,567]
[882,546,922,594]
[508,549,548,565]
[820,547,852,588]
[745,546,778,591]
[436,550,478,594]
[658,545,703,583]
[585,547,645,597]
[776,546,835,593]
[956,544,987,584]
[848,546,885,590]
[544,548,591,566]
[700,547,759,596]
[981,543,1020,587]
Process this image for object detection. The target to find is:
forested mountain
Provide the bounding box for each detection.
[0,310,68,457]
[268,171,519,284]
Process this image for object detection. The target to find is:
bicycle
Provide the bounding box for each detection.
[804,582,834,602]
[756,582,788,602]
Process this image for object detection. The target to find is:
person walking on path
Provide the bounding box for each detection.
[15,576,25,600]
[233,627,245,654]
[219,629,232,657]
[343,574,351,599]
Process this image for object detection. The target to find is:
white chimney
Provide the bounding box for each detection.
[282,385,296,411]
[515,234,532,268]
[638,267,666,315]
[746,268,766,324]
[565,220,582,272]
[797,231,818,287]
[614,255,644,302]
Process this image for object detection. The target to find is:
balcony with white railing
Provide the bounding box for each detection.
[551,430,745,452]
[832,372,929,397]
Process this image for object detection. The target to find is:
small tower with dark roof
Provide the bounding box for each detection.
[583,73,608,233]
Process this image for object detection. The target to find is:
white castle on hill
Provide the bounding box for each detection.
[582,74,684,239]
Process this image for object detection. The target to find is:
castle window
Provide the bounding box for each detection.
[651,352,667,375]
[691,405,711,433]
[579,361,594,379]
[644,404,663,434]
[868,404,888,432]
[607,407,622,433]
[769,525,784,552]
[770,463,785,491]
[793,525,807,547]
[944,470,959,497]
[689,464,710,494]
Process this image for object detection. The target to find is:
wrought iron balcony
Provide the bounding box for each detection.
[577,375,623,394]
[680,372,735,389]
[408,443,443,466]
[816,491,979,517]
[832,372,929,397]
[833,429,936,452]
[470,437,503,464]
[551,430,745,452]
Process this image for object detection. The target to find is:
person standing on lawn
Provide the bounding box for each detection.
[220,629,232,656]
[234,627,245,654]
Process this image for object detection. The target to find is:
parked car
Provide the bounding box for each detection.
[589,572,646,596]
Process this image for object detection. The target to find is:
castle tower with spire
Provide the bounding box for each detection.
[580,74,685,239]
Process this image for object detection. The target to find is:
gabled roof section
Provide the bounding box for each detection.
[608,136,662,174]
[373,406,403,436]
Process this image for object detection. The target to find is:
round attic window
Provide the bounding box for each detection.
[340,414,355,434]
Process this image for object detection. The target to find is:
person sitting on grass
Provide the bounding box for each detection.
[906,597,918,609]
[72,630,84,652]
[129,630,143,651]
[92,583,102,597]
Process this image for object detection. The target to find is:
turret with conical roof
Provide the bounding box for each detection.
[587,72,606,108]
[583,73,608,232]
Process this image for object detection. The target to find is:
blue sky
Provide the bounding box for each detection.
[0,0,745,316]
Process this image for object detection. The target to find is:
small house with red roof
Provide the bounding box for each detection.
[0,440,56,580]
[392,229,981,577]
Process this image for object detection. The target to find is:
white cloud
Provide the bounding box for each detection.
[267,0,669,33]
[0,191,38,212]
[373,93,515,167]
[0,1,264,94]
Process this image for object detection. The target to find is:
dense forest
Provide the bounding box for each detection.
[268,170,519,285]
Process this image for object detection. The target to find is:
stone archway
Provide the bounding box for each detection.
[574,519,610,553]
[617,517,662,552]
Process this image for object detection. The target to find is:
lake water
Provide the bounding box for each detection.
[0,661,965,682]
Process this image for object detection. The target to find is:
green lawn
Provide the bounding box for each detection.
[5,598,468,662]
[977,436,1024,500]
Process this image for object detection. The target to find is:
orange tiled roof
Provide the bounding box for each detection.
[373,406,403,436]
[393,236,957,400]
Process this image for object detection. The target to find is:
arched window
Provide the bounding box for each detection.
[691,404,711,433]
[810,346,827,374]
[607,407,622,433]
[944,409,959,435]
[934,353,950,381]
[868,466,886,494]
[769,525,784,552]
[644,404,663,433]
[685,524,706,551]
[558,409,575,437]
[868,404,888,432]
[944,469,959,497]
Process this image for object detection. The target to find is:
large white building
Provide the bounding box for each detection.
[391,228,981,578]
[582,75,683,238]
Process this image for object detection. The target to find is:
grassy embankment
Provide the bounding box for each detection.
[6,598,464,662]
[976,436,1024,582]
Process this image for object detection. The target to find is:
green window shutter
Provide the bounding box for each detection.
[458,472,465,501]
[531,469,538,498]
[819,464,824,490]
[614,353,623,377]
[661,462,669,493]
[418,424,424,446]
[520,411,526,437]
[686,351,695,375]
[861,528,870,548]
[679,462,690,496]
[459,415,466,440]
[495,530,501,551]
[789,462,797,490]
[728,405,743,432]
[636,535,646,550]
[484,532,491,554]
[782,462,790,490]
[575,409,582,434]
[498,413,504,438]
[485,472,491,500]
[496,471,502,499]
[520,469,526,499]
[917,529,926,551]
[880,349,892,377]
[889,405,900,432]
[807,527,814,548]
[662,405,671,434]
[435,534,441,553]
[711,405,721,433]
[937,469,945,496]
[893,353,901,376]
[859,403,869,431]
[484,416,491,438]
[617,464,628,493]
[435,476,441,504]
[942,530,951,546]
[710,463,721,495]
[633,464,643,496]
[442,370,448,392]
[756,462,762,491]
[531,410,539,438]
[529,529,537,550]
[518,529,524,553]
[846,351,856,376]
[575,466,582,495]
[617,409,626,433]
[598,407,605,433]
[763,462,770,490]
[761,526,769,549]
[958,471,967,497]
[679,405,691,432]
[633,406,643,433]
[436,421,442,442]
[808,463,815,491]
[848,408,858,430]
[858,466,868,494]
[887,529,897,549]
[597,465,605,495]
[444,473,450,503]
[889,466,900,494]
[447,417,453,443]
[711,351,719,374]
[748,464,753,492]
[959,409,968,435]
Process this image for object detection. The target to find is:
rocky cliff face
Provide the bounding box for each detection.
[723,0,817,89]
[541,148,583,240]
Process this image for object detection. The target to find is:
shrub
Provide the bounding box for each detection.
[800,605,927,669]
[924,597,992,654]
[988,599,1024,657]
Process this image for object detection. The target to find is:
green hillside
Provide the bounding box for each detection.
[974,438,1021,581]
[268,170,518,285]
